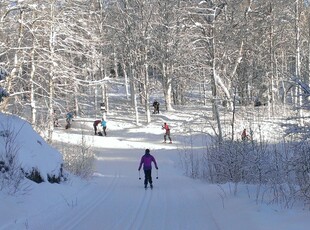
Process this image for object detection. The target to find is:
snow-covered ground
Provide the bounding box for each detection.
[1,92,310,229]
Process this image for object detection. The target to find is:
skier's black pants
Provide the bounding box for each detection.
[102,126,107,136]
[164,130,172,142]
[93,124,98,134]
[144,169,152,186]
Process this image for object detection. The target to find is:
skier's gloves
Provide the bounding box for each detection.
[156,167,158,170]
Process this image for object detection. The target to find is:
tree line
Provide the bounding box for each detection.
[0,0,310,141]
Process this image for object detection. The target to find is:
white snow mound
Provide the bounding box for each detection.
[0,112,63,182]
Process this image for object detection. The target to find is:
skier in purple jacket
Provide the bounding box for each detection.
[138,149,158,189]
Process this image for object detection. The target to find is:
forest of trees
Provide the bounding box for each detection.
[1,0,310,141]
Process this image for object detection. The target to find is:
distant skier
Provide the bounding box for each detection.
[65,111,74,129]
[101,119,107,136]
[138,149,158,189]
[162,122,172,143]
[53,117,60,127]
[153,100,160,114]
[241,128,249,141]
[93,119,101,135]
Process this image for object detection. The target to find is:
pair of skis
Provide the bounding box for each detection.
[145,185,153,190]
[163,141,172,144]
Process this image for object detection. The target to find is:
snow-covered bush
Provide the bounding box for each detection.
[178,134,201,179]
[0,130,26,194]
[207,141,244,184]
[179,133,310,208]
[60,133,95,179]
[290,142,310,205]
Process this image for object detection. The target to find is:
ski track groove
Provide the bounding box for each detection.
[110,187,152,230]
[131,189,152,230]
[160,186,169,229]
[189,182,222,230]
[55,173,120,230]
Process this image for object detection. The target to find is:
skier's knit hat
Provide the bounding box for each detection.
[145,149,150,154]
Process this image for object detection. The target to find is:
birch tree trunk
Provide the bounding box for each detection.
[122,61,130,100]
[210,29,223,142]
[101,84,108,120]
[295,0,303,124]
[74,82,79,117]
[30,26,37,126]
[47,2,56,142]
[228,41,243,111]
[269,2,275,115]
[130,63,139,125]
[144,50,151,123]
[162,63,173,111]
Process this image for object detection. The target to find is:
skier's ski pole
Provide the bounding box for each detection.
[139,170,141,180]
[156,169,158,179]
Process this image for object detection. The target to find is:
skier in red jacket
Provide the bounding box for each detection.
[162,122,172,143]
[138,149,158,189]
[241,128,249,141]
[93,119,101,135]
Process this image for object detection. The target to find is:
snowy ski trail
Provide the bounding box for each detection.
[25,138,226,230]
[5,116,284,230]
[33,146,226,230]
[56,174,122,230]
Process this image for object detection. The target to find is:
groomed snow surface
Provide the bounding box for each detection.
[1,106,310,230]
